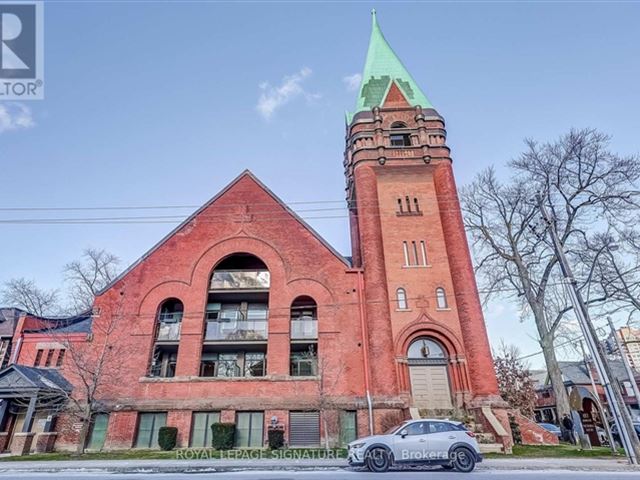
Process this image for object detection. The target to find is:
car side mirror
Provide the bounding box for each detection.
[399,429,408,438]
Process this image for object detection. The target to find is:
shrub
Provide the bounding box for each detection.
[211,423,235,450]
[158,426,178,451]
[268,429,284,449]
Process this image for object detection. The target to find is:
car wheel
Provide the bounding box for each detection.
[365,447,392,473]
[451,447,476,473]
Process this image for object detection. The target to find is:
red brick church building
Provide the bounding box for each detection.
[0,13,518,454]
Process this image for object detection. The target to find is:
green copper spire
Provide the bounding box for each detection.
[348,10,433,123]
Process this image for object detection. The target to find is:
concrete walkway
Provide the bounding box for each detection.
[0,457,637,474]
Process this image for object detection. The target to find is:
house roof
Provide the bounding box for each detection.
[98,170,351,296]
[348,10,433,123]
[535,359,633,390]
[24,314,93,335]
[558,361,592,385]
[0,364,72,395]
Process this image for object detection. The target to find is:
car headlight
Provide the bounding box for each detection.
[350,442,366,449]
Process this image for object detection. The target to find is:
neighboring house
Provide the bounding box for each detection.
[534,360,640,445]
[0,312,92,453]
[0,13,519,454]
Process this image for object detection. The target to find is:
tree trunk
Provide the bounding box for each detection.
[322,411,330,451]
[75,408,92,455]
[540,334,571,422]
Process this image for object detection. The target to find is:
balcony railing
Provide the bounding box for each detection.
[291,317,318,340]
[157,322,181,341]
[210,270,270,290]
[156,312,182,341]
[204,315,268,341]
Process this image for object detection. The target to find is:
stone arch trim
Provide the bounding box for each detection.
[137,281,190,316]
[286,278,338,333]
[394,317,465,359]
[286,277,336,306]
[190,236,288,289]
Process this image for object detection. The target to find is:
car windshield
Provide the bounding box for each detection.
[384,421,408,435]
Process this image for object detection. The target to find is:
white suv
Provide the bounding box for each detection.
[347,419,482,473]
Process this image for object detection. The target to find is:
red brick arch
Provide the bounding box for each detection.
[394,316,464,359]
[191,236,288,292]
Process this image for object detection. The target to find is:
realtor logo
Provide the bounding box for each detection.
[0,1,43,99]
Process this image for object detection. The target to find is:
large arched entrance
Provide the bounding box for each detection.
[407,337,453,410]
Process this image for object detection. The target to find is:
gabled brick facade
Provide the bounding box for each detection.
[0,13,517,453]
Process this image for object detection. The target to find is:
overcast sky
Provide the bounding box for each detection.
[1,1,639,368]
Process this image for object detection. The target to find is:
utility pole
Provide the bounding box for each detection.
[537,194,640,464]
[580,340,617,453]
[608,318,640,410]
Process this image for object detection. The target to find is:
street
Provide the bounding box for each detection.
[0,471,639,480]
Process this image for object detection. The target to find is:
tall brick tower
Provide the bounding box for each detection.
[346,11,507,432]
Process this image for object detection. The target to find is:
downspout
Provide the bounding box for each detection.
[357,270,374,435]
[9,313,27,365]
[9,335,22,365]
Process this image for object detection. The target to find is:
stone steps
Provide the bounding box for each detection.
[478,443,504,454]
[409,409,504,452]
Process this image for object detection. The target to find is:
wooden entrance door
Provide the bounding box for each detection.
[409,364,453,410]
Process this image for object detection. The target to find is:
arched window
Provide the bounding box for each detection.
[290,296,318,340]
[436,288,448,309]
[149,298,183,378]
[396,288,408,310]
[389,122,411,146]
[290,296,318,377]
[407,337,447,360]
[201,253,270,378]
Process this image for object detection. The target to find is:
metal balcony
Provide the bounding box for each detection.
[291,317,318,340]
[210,270,270,290]
[204,313,268,341]
[156,312,182,341]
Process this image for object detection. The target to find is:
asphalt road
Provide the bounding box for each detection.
[1,471,638,479]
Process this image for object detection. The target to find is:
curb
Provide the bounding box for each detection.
[0,462,638,474]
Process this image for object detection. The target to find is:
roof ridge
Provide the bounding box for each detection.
[96,171,349,296]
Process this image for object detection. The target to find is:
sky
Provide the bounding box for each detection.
[1,1,639,368]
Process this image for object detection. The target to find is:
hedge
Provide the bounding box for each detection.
[268,429,284,449]
[211,422,235,450]
[158,426,178,451]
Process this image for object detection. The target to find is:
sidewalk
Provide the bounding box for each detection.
[0,457,637,474]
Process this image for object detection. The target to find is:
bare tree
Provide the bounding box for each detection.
[52,296,130,454]
[64,248,120,314]
[299,345,345,449]
[462,129,640,424]
[0,278,59,316]
[586,229,640,319]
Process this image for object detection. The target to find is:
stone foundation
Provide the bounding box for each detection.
[10,432,35,456]
[34,432,57,453]
[0,432,9,453]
